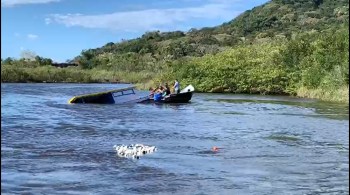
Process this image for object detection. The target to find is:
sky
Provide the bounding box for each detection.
[1,0,268,62]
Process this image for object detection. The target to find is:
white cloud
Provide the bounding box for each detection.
[27,34,39,40]
[14,32,21,37]
[45,18,52,25]
[1,0,60,7]
[46,3,241,32]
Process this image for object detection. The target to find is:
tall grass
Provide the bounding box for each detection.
[297,86,349,103]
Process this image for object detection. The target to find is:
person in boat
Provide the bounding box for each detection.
[149,87,156,98]
[164,83,171,95]
[173,79,180,94]
[153,86,164,102]
[158,86,168,97]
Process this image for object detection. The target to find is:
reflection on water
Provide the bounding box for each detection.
[1,84,349,195]
[214,98,349,120]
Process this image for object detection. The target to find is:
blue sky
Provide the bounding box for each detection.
[1,0,268,62]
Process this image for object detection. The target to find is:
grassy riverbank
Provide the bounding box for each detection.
[1,65,157,84]
[296,86,349,103]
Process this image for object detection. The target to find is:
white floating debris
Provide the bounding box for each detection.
[113,144,157,159]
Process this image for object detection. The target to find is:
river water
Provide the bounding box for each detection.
[1,83,349,195]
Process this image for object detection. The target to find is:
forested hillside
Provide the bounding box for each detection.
[73,0,349,69]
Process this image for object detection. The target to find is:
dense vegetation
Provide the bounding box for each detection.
[167,26,349,102]
[1,0,349,102]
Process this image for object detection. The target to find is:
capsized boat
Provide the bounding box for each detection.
[68,86,148,104]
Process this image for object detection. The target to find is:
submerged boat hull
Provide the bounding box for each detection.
[68,87,136,104]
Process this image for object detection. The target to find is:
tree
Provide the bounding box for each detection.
[3,57,13,65]
[41,58,53,65]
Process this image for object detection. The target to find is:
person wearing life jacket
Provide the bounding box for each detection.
[153,86,164,102]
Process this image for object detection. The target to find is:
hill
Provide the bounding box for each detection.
[73,0,349,68]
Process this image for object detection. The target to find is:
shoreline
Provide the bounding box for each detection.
[2,81,348,104]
